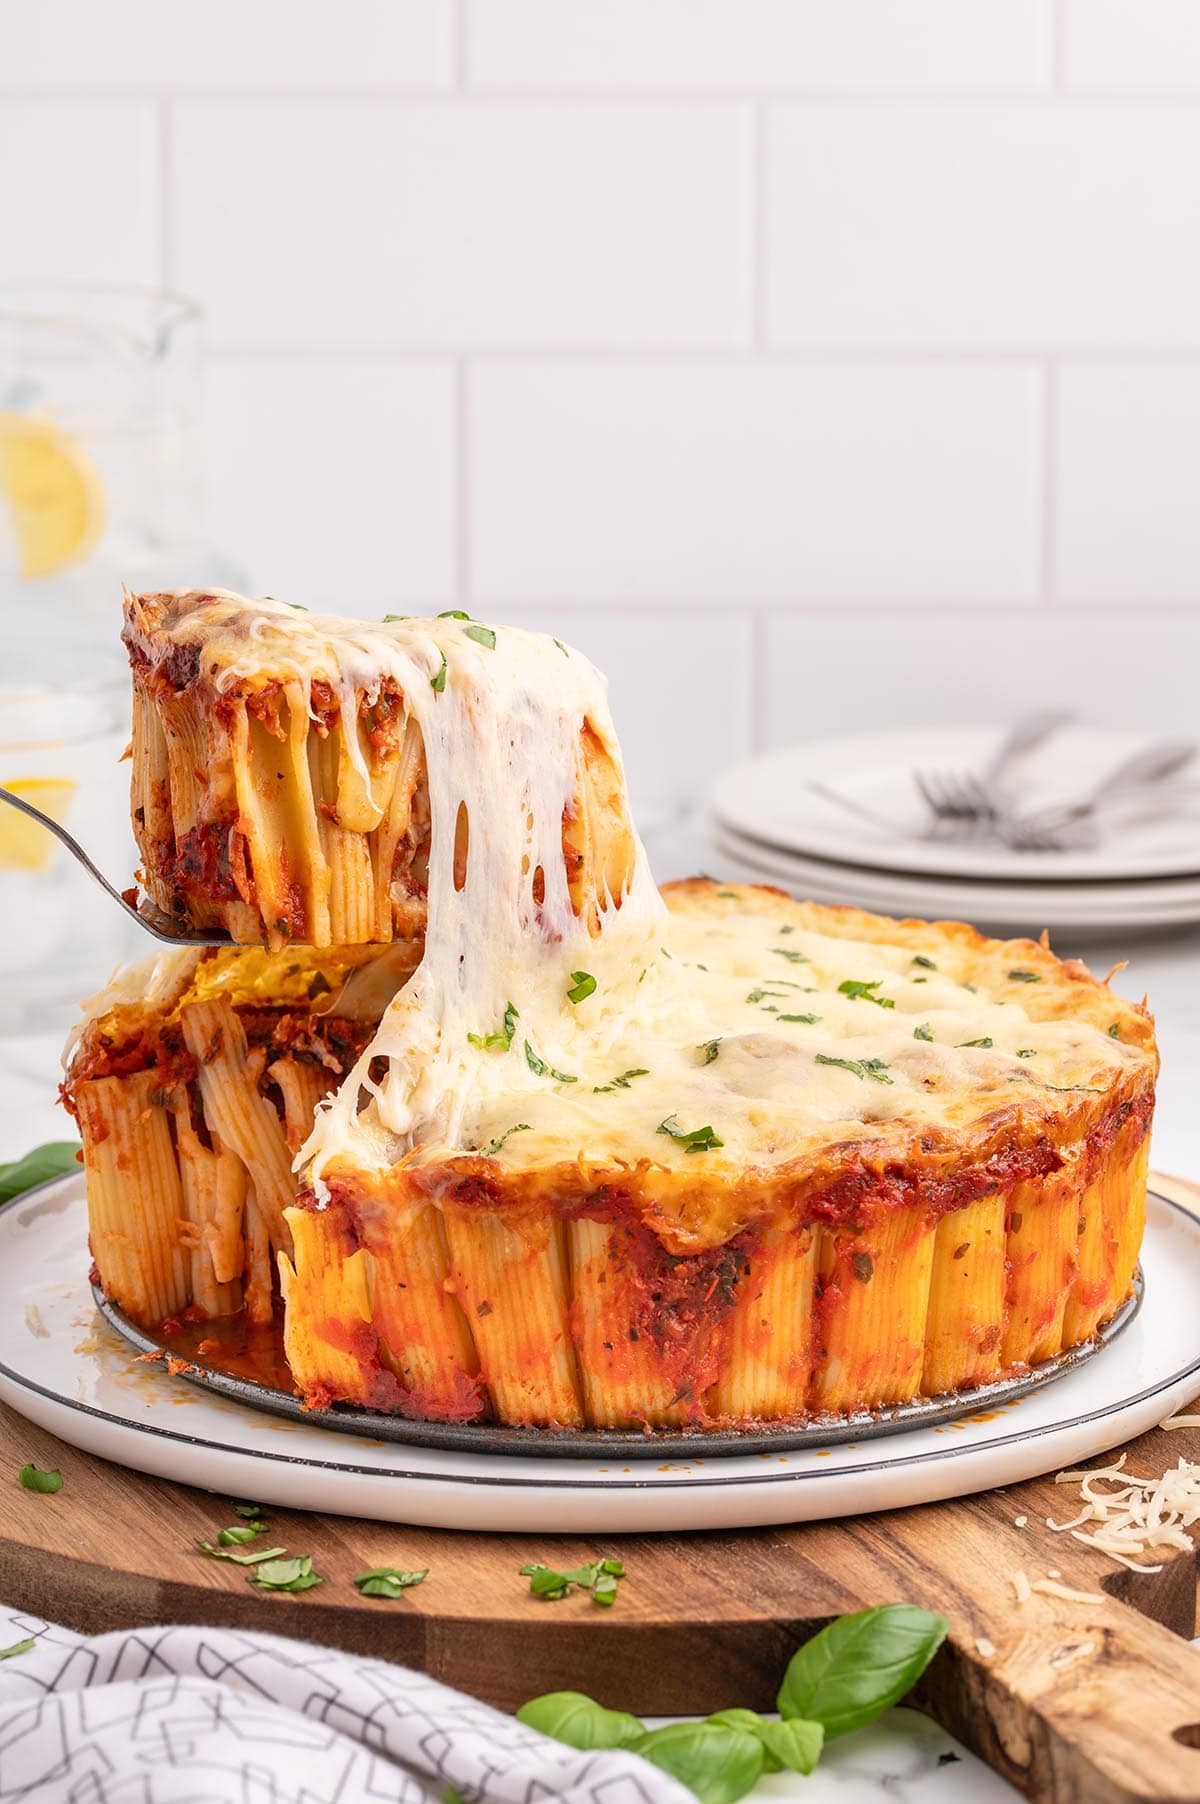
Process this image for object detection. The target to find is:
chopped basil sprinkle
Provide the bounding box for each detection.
[658,1114,724,1153]
[837,978,894,1009]
[779,1012,820,1025]
[1108,1023,1122,1039]
[430,651,447,693]
[198,1541,288,1566]
[912,955,937,970]
[468,1000,518,1052]
[716,888,737,898]
[594,1068,650,1094]
[566,971,597,1004]
[480,1123,531,1156]
[1008,969,1040,983]
[354,1567,428,1600]
[553,638,569,657]
[18,1464,62,1495]
[382,613,409,622]
[524,1041,577,1083]
[1017,1048,1037,1058]
[771,948,809,964]
[699,1038,722,1064]
[251,1556,323,1593]
[521,1558,625,1606]
[958,1037,993,1049]
[815,1053,893,1085]
[463,622,497,650]
[438,609,471,619]
[913,1024,934,1042]
[779,925,795,934]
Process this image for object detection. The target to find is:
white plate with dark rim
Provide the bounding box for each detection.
[3,1175,1199,1534]
[712,728,1200,885]
[710,820,1200,936]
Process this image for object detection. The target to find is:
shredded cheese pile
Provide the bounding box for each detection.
[1045,1449,1200,1574]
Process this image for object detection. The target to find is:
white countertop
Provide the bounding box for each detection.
[2,814,1195,1802]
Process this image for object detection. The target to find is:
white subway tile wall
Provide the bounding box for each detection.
[4,0,1198,811]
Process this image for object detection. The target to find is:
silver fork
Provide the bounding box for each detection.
[914,708,1074,837]
[1002,740,1197,851]
[0,785,232,946]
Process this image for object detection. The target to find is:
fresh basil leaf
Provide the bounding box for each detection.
[517,1691,645,1751]
[0,1142,80,1206]
[837,978,894,1009]
[251,1555,322,1592]
[231,1501,264,1518]
[468,1000,519,1051]
[567,971,596,1004]
[430,651,447,693]
[632,1722,763,1804]
[814,1053,893,1085]
[913,1024,934,1042]
[217,1523,263,1546]
[593,1068,649,1094]
[441,1789,465,1804]
[523,1041,577,1083]
[354,1566,428,1599]
[777,1603,948,1740]
[438,609,471,620]
[707,1709,823,1776]
[18,1463,62,1494]
[198,1541,288,1566]
[479,1123,531,1157]
[463,622,496,650]
[657,1114,724,1153]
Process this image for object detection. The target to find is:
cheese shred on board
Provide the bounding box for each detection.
[1047,1451,1200,1574]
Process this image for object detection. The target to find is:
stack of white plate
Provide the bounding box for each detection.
[711,726,1200,936]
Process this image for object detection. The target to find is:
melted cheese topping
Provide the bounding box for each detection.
[123,593,1150,1194]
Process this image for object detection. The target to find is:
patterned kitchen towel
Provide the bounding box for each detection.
[0,1606,689,1803]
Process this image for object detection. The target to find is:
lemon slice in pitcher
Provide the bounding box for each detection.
[0,414,105,580]
[0,777,76,871]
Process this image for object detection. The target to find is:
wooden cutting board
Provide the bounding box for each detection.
[4,1175,1200,1804]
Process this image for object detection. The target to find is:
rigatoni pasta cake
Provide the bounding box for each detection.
[64,591,1157,1433]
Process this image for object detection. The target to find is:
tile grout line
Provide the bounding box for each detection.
[1040,359,1060,608]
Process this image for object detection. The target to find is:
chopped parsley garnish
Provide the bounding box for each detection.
[480,1123,531,1156]
[468,1000,518,1051]
[1017,1048,1037,1058]
[354,1566,428,1600]
[958,1037,993,1049]
[0,1638,35,1661]
[699,1038,722,1064]
[912,955,937,970]
[837,978,894,1010]
[521,1559,625,1606]
[1008,969,1040,983]
[1108,1023,1121,1039]
[524,1041,577,1083]
[913,1024,934,1042]
[771,948,809,965]
[566,971,596,1004]
[18,1464,62,1494]
[593,1069,649,1094]
[251,1556,323,1593]
[430,651,447,693]
[815,1054,893,1085]
[658,1115,725,1153]
[779,1012,820,1025]
[463,623,497,650]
